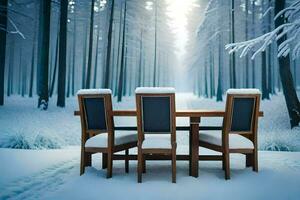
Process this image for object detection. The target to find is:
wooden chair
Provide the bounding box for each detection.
[77,89,138,178]
[199,89,261,180]
[135,87,177,183]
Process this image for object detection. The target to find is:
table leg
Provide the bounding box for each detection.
[190,117,200,178]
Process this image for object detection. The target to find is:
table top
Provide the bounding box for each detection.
[74,109,263,117]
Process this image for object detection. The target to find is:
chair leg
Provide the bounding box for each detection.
[102,153,107,169]
[253,150,258,172]
[172,150,176,183]
[222,152,225,170]
[80,149,85,175]
[125,149,129,173]
[142,154,146,173]
[246,154,253,167]
[224,152,230,180]
[137,148,142,183]
[107,152,113,178]
[85,152,92,167]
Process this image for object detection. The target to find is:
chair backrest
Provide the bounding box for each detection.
[223,89,261,135]
[77,89,113,136]
[135,87,176,141]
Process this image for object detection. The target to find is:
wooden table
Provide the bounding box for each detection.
[74,109,263,178]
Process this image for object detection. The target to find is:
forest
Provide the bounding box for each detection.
[0,0,299,127]
[1,1,300,199]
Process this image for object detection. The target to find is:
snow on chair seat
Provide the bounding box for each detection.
[77,88,112,95]
[135,87,175,94]
[199,131,254,149]
[85,131,138,148]
[142,135,171,149]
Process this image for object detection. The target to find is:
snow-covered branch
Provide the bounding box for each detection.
[225,1,300,60]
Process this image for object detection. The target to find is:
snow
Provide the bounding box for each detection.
[0,148,79,200]
[199,131,254,149]
[85,131,137,148]
[0,93,299,151]
[226,88,261,95]
[135,87,176,94]
[1,147,300,200]
[76,88,112,95]
[1,93,300,199]
[142,135,171,149]
[0,96,81,149]
[225,0,300,60]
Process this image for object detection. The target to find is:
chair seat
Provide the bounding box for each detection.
[85,131,137,148]
[142,135,171,149]
[199,131,254,149]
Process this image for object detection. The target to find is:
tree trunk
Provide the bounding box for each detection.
[153,0,158,87]
[123,47,127,96]
[261,50,269,99]
[7,38,14,97]
[103,0,115,88]
[85,0,95,89]
[29,39,36,97]
[230,0,236,88]
[38,0,51,110]
[66,49,71,97]
[21,51,27,97]
[71,4,77,96]
[117,0,126,102]
[49,35,59,97]
[204,58,208,98]
[57,0,68,107]
[275,0,300,128]
[114,2,123,96]
[81,24,88,89]
[216,32,223,101]
[209,46,215,98]
[93,10,101,89]
[110,25,116,89]
[245,0,249,88]
[18,47,22,95]
[251,0,256,88]
[268,0,274,94]
[261,0,270,99]
[138,30,143,86]
[0,0,8,105]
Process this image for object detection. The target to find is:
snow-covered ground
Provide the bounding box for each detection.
[1,93,300,200]
[1,147,300,200]
[0,93,299,150]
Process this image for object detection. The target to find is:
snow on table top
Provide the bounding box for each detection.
[135,87,175,94]
[77,89,112,95]
[226,88,261,95]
